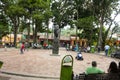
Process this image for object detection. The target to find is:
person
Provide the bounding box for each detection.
[98,45,101,53]
[43,42,47,49]
[20,42,25,54]
[66,43,69,51]
[75,51,83,60]
[104,44,110,56]
[118,62,120,72]
[107,61,118,73]
[25,41,29,51]
[87,46,90,53]
[85,61,104,75]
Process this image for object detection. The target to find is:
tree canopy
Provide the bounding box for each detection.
[0,0,120,50]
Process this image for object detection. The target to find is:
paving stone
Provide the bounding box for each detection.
[0,48,120,80]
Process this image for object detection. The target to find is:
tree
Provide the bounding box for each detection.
[0,14,9,39]
[77,16,99,45]
[92,0,119,49]
[44,9,53,45]
[109,22,120,41]
[1,0,25,47]
[18,0,52,44]
[0,0,9,39]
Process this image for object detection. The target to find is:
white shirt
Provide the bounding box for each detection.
[104,45,110,50]
[78,54,82,57]
[87,46,90,51]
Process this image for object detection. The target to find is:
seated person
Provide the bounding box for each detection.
[75,51,83,60]
[85,61,104,75]
[107,61,118,73]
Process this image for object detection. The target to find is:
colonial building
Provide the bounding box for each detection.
[1,33,87,47]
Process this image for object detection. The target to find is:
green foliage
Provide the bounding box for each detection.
[0,0,119,48]
[76,16,99,45]
[77,16,94,29]
[0,14,9,39]
[51,0,74,28]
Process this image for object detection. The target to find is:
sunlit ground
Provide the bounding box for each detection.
[0,47,119,78]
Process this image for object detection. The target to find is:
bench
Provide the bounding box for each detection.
[73,73,120,80]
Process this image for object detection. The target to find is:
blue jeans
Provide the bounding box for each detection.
[105,49,108,56]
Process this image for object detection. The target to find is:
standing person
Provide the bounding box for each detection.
[107,61,118,73]
[104,44,110,56]
[25,41,29,51]
[98,45,101,53]
[43,42,47,49]
[20,42,25,54]
[85,61,104,75]
[66,43,69,51]
[75,43,79,52]
[87,46,90,53]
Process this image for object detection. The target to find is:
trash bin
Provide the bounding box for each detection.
[0,61,3,69]
[60,55,73,80]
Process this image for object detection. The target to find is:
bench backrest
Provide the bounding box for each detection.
[74,73,120,80]
[85,73,120,80]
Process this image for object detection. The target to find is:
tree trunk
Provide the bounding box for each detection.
[13,26,18,47]
[27,18,31,45]
[98,23,103,48]
[13,17,19,47]
[46,21,49,45]
[98,12,104,50]
[33,25,37,44]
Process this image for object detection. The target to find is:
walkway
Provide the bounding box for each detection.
[0,47,119,80]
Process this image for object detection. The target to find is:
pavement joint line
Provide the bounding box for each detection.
[1,71,60,79]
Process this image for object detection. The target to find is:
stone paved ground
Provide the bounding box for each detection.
[0,47,120,80]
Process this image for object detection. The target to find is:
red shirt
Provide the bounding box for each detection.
[21,44,25,49]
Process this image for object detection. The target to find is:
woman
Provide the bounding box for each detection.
[108,61,118,73]
[118,62,120,72]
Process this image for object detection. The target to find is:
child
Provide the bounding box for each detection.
[76,51,83,60]
[20,42,25,54]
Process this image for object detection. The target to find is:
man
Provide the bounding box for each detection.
[104,44,110,56]
[85,61,104,75]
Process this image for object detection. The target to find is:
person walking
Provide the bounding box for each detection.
[104,44,110,56]
[20,42,25,54]
[85,61,104,75]
[25,41,29,51]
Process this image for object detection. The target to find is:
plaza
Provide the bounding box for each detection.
[0,47,120,80]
